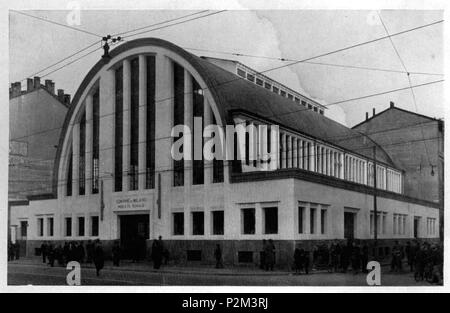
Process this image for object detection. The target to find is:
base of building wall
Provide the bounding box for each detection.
[18,238,440,270]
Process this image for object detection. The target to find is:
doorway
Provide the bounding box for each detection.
[119,214,149,259]
[344,212,355,239]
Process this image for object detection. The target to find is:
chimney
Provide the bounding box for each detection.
[45,79,55,94]
[390,101,395,108]
[33,76,41,89]
[11,82,22,97]
[63,94,71,106]
[57,89,64,102]
[365,112,369,120]
[372,108,376,117]
[27,78,34,92]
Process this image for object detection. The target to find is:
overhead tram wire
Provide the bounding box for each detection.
[9,134,441,196]
[377,11,433,168]
[121,10,228,40]
[111,10,210,37]
[9,16,443,143]
[10,10,102,38]
[184,47,444,77]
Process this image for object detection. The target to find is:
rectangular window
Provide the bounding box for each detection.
[298,206,304,234]
[319,110,324,115]
[287,94,293,100]
[280,90,286,97]
[47,217,54,237]
[308,104,313,110]
[91,216,99,237]
[79,111,86,195]
[173,212,184,235]
[78,216,85,237]
[301,100,307,107]
[92,89,100,194]
[212,210,224,235]
[294,97,300,103]
[192,212,204,235]
[256,78,263,86]
[320,209,327,234]
[242,208,255,235]
[237,68,246,78]
[173,62,185,186]
[264,82,272,90]
[146,56,156,189]
[246,73,255,82]
[114,65,123,191]
[310,207,316,234]
[192,79,204,185]
[129,57,140,190]
[313,107,318,112]
[37,218,44,237]
[272,86,279,94]
[264,207,278,234]
[65,217,72,237]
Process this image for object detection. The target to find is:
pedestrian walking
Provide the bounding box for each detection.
[47,244,55,267]
[40,241,48,263]
[214,244,224,269]
[361,243,369,273]
[8,241,15,261]
[405,241,415,272]
[14,242,20,260]
[264,239,275,271]
[391,241,402,272]
[112,240,121,267]
[86,240,94,263]
[93,240,104,277]
[151,236,164,269]
[260,239,267,270]
[294,246,303,274]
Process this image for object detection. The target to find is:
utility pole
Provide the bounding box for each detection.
[373,145,378,261]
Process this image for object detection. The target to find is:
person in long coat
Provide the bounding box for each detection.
[151,236,164,269]
[214,244,223,269]
[40,241,48,263]
[112,240,121,267]
[294,247,303,274]
[264,239,275,271]
[93,240,105,277]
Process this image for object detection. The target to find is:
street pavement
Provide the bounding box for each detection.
[7,258,432,286]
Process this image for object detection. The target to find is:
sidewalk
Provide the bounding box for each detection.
[8,257,301,276]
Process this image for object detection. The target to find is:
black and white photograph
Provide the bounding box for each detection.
[1,0,447,295]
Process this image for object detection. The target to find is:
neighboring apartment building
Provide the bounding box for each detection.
[8,77,69,244]
[353,103,444,240]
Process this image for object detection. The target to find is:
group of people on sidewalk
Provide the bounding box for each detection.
[40,240,105,276]
[294,240,370,275]
[392,240,443,284]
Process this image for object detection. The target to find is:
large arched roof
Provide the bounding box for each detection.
[52,38,395,195]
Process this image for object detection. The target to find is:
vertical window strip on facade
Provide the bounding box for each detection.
[146,56,156,189]
[212,113,224,183]
[92,89,100,194]
[79,111,86,195]
[129,57,140,190]
[66,149,73,196]
[114,65,124,192]
[192,78,204,185]
[173,62,185,186]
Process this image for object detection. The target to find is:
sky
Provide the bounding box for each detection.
[9,8,444,127]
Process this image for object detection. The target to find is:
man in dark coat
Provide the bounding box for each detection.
[151,236,164,269]
[294,247,303,274]
[40,241,48,263]
[260,239,267,270]
[14,242,20,260]
[405,241,415,272]
[77,241,85,264]
[86,240,94,263]
[47,243,55,267]
[361,244,369,273]
[264,239,275,271]
[93,240,105,277]
[214,244,223,269]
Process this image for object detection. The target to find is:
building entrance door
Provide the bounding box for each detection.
[119,214,149,260]
[344,212,355,240]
